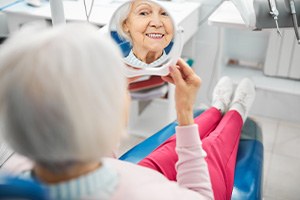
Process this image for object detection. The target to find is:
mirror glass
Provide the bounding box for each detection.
[109,0,179,77]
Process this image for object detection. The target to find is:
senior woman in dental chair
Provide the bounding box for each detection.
[0,22,255,199]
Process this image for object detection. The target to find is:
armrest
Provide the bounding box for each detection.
[119,109,205,163]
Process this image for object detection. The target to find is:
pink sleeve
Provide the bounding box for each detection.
[175,124,214,199]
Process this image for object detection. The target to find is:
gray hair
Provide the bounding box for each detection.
[0,23,127,167]
[113,1,133,43]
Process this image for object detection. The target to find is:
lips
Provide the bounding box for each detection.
[146,33,164,39]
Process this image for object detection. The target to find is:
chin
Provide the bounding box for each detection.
[147,46,165,53]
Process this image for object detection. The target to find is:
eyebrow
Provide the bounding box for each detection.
[134,3,152,11]
[134,3,167,14]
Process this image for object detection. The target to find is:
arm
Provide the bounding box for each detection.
[161,59,214,199]
[176,125,213,199]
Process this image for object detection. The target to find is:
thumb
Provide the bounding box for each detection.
[169,66,184,85]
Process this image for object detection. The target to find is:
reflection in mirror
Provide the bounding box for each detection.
[109,0,175,69]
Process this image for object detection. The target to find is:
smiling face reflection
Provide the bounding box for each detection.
[123,0,174,64]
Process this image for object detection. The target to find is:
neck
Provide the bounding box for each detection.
[34,161,101,184]
[132,47,163,64]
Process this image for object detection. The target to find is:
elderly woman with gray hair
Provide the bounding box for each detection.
[115,0,174,68]
[0,22,212,199]
[0,20,255,199]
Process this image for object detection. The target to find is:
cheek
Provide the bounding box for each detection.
[164,20,174,34]
[130,30,146,46]
[130,18,148,34]
[165,25,174,42]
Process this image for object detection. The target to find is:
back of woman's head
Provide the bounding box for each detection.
[0,23,127,164]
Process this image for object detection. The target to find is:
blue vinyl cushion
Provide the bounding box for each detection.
[0,175,49,200]
[232,140,263,200]
[119,109,263,200]
[119,109,204,163]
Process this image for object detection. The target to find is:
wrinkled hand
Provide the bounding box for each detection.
[162,58,201,126]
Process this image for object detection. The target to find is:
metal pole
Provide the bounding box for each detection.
[49,0,66,26]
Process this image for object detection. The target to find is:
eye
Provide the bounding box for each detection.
[161,11,168,16]
[139,11,150,16]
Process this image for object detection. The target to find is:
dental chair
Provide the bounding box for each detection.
[0,109,263,199]
[119,109,264,200]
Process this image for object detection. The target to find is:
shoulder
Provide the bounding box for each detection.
[105,158,166,181]
[104,158,206,200]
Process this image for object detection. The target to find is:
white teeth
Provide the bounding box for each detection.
[147,33,163,38]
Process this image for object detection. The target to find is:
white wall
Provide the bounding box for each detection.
[182,0,271,108]
[182,1,222,106]
[182,0,300,122]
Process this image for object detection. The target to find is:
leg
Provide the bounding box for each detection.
[202,110,243,200]
[138,76,234,180]
[138,107,222,180]
[203,78,256,200]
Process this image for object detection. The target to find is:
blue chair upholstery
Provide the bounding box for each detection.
[0,174,49,200]
[120,109,263,200]
[110,31,132,57]
[231,118,263,200]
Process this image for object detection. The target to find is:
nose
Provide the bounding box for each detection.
[149,14,163,28]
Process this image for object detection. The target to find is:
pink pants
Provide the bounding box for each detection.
[138,107,243,200]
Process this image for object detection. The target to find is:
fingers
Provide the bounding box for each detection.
[161,75,174,84]
[169,66,184,86]
[177,58,194,77]
[162,61,190,85]
[162,59,196,86]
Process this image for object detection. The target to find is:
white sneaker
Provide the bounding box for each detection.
[230,78,256,122]
[212,76,234,113]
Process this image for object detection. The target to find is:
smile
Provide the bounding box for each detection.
[146,33,164,39]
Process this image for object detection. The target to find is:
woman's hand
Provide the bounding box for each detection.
[161,58,201,126]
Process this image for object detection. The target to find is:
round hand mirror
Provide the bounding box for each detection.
[108,0,184,77]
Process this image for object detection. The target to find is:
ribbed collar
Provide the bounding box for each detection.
[124,50,168,68]
[25,160,119,200]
